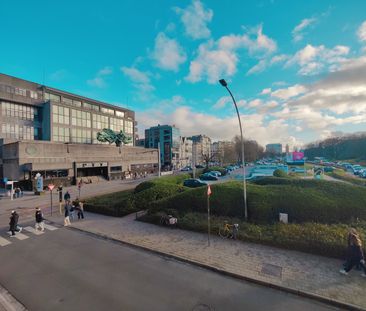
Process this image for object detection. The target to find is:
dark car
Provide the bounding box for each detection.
[199,173,219,181]
[183,178,207,188]
[195,164,205,169]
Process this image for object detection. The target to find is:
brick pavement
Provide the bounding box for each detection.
[47,212,366,310]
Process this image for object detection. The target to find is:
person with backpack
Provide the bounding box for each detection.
[9,211,22,236]
[35,208,45,232]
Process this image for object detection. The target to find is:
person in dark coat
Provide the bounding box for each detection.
[340,231,366,276]
[64,191,71,203]
[35,208,45,231]
[64,202,71,226]
[9,211,22,236]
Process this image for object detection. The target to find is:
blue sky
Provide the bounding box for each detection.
[1,0,366,148]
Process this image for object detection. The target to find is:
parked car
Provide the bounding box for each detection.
[209,171,222,177]
[180,166,192,171]
[323,166,334,173]
[199,173,219,181]
[183,178,207,188]
[195,165,205,169]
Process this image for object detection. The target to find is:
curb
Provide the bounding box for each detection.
[47,221,364,311]
[0,282,27,311]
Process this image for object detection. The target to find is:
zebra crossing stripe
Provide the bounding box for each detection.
[24,227,44,235]
[14,233,29,240]
[0,236,11,246]
[43,224,58,231]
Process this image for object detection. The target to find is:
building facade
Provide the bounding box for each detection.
[191,135,211,166]
[0,73,136,145]
[211,140,235,165]
[265,143,283,155]
[179,137,193,168]
[145,125,181,170]
[0,73,158,185]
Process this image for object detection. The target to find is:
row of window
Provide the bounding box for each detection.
[1,123,35,140]
[0,84,39,99]
[52,105,131,133]
[44,92,125,117]
[52,126,132,145]
[1,101,38,121]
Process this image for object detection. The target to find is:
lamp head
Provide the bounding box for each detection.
[219,79,227,87]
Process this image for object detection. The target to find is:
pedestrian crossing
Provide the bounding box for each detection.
[1,223,59,247]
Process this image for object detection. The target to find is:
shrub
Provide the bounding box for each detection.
[273,169,287,178]
[134,174,191,194]
[84,190,136,217]
[138,211,366,258]
[149,179,366,224]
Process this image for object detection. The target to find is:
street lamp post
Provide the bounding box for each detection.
[219,79,248,221]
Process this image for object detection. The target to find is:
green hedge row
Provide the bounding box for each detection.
[203,166,227,176]
[139,211,366,258]
[328,170,366,187]
[149,179,366,224]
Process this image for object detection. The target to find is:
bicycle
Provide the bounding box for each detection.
[219,222,239,239]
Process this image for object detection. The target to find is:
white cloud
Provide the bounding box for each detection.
[271,84,307,100]
[247,54,288,75]
[248,99,262,108]
[260,88,272,95]
[87,66,113,88]
[87,77,106,88]
[286,44,350,75]
[213,96,231,109]
[174,0,213,40]
[121,66,155,95]
[357,20,366,42]
[292,18,316,42]
[187,25,277,83]
[151,32,186,71]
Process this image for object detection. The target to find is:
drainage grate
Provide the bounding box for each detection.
[261,263,282,278]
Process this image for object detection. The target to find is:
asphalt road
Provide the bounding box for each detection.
[0,224,336,311]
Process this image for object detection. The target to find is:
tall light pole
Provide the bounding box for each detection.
[219,79,248,221]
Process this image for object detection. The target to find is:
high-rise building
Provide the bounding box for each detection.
[145,125,181,170]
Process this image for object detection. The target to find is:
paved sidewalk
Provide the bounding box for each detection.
[47,212,366,310]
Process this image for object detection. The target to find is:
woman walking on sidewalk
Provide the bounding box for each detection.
[64,202,72,226]
[340,230,366,276]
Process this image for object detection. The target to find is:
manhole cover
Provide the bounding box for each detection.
[192,303,214,311]
[261,263,282,278]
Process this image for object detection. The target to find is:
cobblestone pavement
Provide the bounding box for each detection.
[47,212,366,309]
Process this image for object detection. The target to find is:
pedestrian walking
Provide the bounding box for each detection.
[340,229,366,276]
[73,198,85,220]
[64,190,71,203]
[64,202,72,226]
[9,211,22,237]
[35,208,45,232]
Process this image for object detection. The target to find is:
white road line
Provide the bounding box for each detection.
[14,233,29,240]
[0,236,11,246]
[43,223,58,231]
[24,226,44,235]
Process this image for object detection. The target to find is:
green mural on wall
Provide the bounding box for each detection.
[96,128,132,147]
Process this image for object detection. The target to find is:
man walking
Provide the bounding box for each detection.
[9,211,22,237]
[35,208,45,232]
[64,190,71,203]
[64,201,72,226]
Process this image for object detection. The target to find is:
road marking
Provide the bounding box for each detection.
[24,226,44,235]
[0,237,11,246]
[14,233,29,240]
[43,223,58,231]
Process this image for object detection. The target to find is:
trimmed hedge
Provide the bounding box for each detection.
[328,170,366,187]
[84,190,136,217]
[149,179,366,224]
[273,169,287,178]
[134,174,191,193]
[139,212,366,258]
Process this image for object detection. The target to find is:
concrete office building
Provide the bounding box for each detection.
[144,125,181,170]
[0,73,158,187]
[179,137,193,168]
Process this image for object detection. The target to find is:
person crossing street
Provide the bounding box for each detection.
[35,208,45,232]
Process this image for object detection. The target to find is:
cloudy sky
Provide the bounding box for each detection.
[1,0,366,148]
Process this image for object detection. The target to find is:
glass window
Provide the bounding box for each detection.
[53,126,70,142]
[30,90,38,99]
[110,117,123,131]
[45,92,61,102]
[71,128,91,144]
[124,120,133,134]
[92,114,109,129]
[0,101,36,121]
[62,97,73,105]
[83,102,99,111]
[1,123,34,140]
[14,87,26,96]
[115,110,125,118]
[101,107,114,115]
[52,105,69,125]
[71,109,91,127]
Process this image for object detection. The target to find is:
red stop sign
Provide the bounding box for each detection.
[48,184,55,191]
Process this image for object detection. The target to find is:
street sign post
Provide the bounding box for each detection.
[78,180,82,198]
[48,184,55,216]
